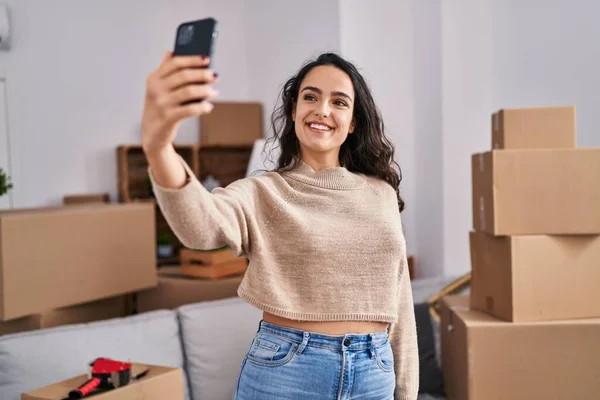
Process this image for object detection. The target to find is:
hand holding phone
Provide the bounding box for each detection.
[140,18,219,155]
[173,18,218,105]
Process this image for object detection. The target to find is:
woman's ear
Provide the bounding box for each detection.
[292,102,296,121]
[349,120,355,134]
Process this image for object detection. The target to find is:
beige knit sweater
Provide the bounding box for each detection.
[149,155,419,400]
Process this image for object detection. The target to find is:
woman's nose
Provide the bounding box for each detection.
[314,102,330,118]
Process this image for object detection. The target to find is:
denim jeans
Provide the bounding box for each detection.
[233,320,396,399]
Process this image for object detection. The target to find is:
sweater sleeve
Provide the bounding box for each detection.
[388,253,420,400]
[148,154,252,256]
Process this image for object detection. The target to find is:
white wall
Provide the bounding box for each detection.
[492,0,600,148]
[243,0,340,136]
[338,0,417,267]
[441,0,493,277]
[0,76,10,210]
[414,0,443,278]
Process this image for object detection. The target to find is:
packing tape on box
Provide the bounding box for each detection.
[492,114,500,149]
[477,153,486,230]
[479,195,486,231]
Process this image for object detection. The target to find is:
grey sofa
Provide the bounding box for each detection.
[0,277,453,400]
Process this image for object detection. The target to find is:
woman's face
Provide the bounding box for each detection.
[292,65,355,165]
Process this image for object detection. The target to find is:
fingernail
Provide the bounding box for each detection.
[213,72,219,78]
[201,55,207,60]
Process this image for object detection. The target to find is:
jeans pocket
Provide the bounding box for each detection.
[246,331,298,367]
[374,340,395,372]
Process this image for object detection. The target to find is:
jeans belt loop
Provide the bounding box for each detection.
[296,332,310,355]
[369,333,376,359]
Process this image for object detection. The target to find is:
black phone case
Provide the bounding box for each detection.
[173,18,217,106]
[173,18,217,63]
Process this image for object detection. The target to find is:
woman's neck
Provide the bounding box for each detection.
[300,153,340,171]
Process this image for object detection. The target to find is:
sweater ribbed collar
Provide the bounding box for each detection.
[282,160,365,190]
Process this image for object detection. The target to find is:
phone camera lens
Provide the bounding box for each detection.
[178,25,194,45]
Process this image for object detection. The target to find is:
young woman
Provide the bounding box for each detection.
[141,51,418,400]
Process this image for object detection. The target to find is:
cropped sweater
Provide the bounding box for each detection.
[148,155,419,400]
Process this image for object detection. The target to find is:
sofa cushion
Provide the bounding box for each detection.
[178,297,262,400]
[0,310,189,400]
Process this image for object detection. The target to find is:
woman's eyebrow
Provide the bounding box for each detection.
[301,86,353,102]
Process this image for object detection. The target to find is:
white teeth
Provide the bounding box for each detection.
[310,123,331,131]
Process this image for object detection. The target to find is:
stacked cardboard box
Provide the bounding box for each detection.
[199,101,263,147]
[441,296,600,399]
[0,203,158,335]
[442,105,600,399]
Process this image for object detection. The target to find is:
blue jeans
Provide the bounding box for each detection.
[233,320,396,399]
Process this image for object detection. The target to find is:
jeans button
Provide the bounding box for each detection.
[343,338,351,346]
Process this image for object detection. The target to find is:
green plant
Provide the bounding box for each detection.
[0,168,13,197]
[157,231,172,246]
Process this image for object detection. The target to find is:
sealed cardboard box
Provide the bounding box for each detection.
[135,266,243,313]
[472,148,600,235]
[21,363,184,400]
[469,231,600,322]
[441,295,600,400]
[491,105,576,149]
[200,101,264,146]
[0,295,131,336]
[0,203,157,321]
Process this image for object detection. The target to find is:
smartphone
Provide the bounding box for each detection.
[173,18,218,104]
[173,17,218,63]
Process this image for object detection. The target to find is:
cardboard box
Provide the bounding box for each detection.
[180,246,238,265]
[181,257,248,279]
[63,193,111,205]
[21,363,184,400]
[472,148,600,235]
[491,106,576,149]
[0,295,131,336]
[199,101,263,146]
[0,203,157,321]
[469,231,600,322]
[135,266,243,313]
[441,295,600,400]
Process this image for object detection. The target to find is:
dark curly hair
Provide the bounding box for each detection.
[264,52,405,212]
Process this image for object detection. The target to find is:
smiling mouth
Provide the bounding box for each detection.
[306,122,334,132]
